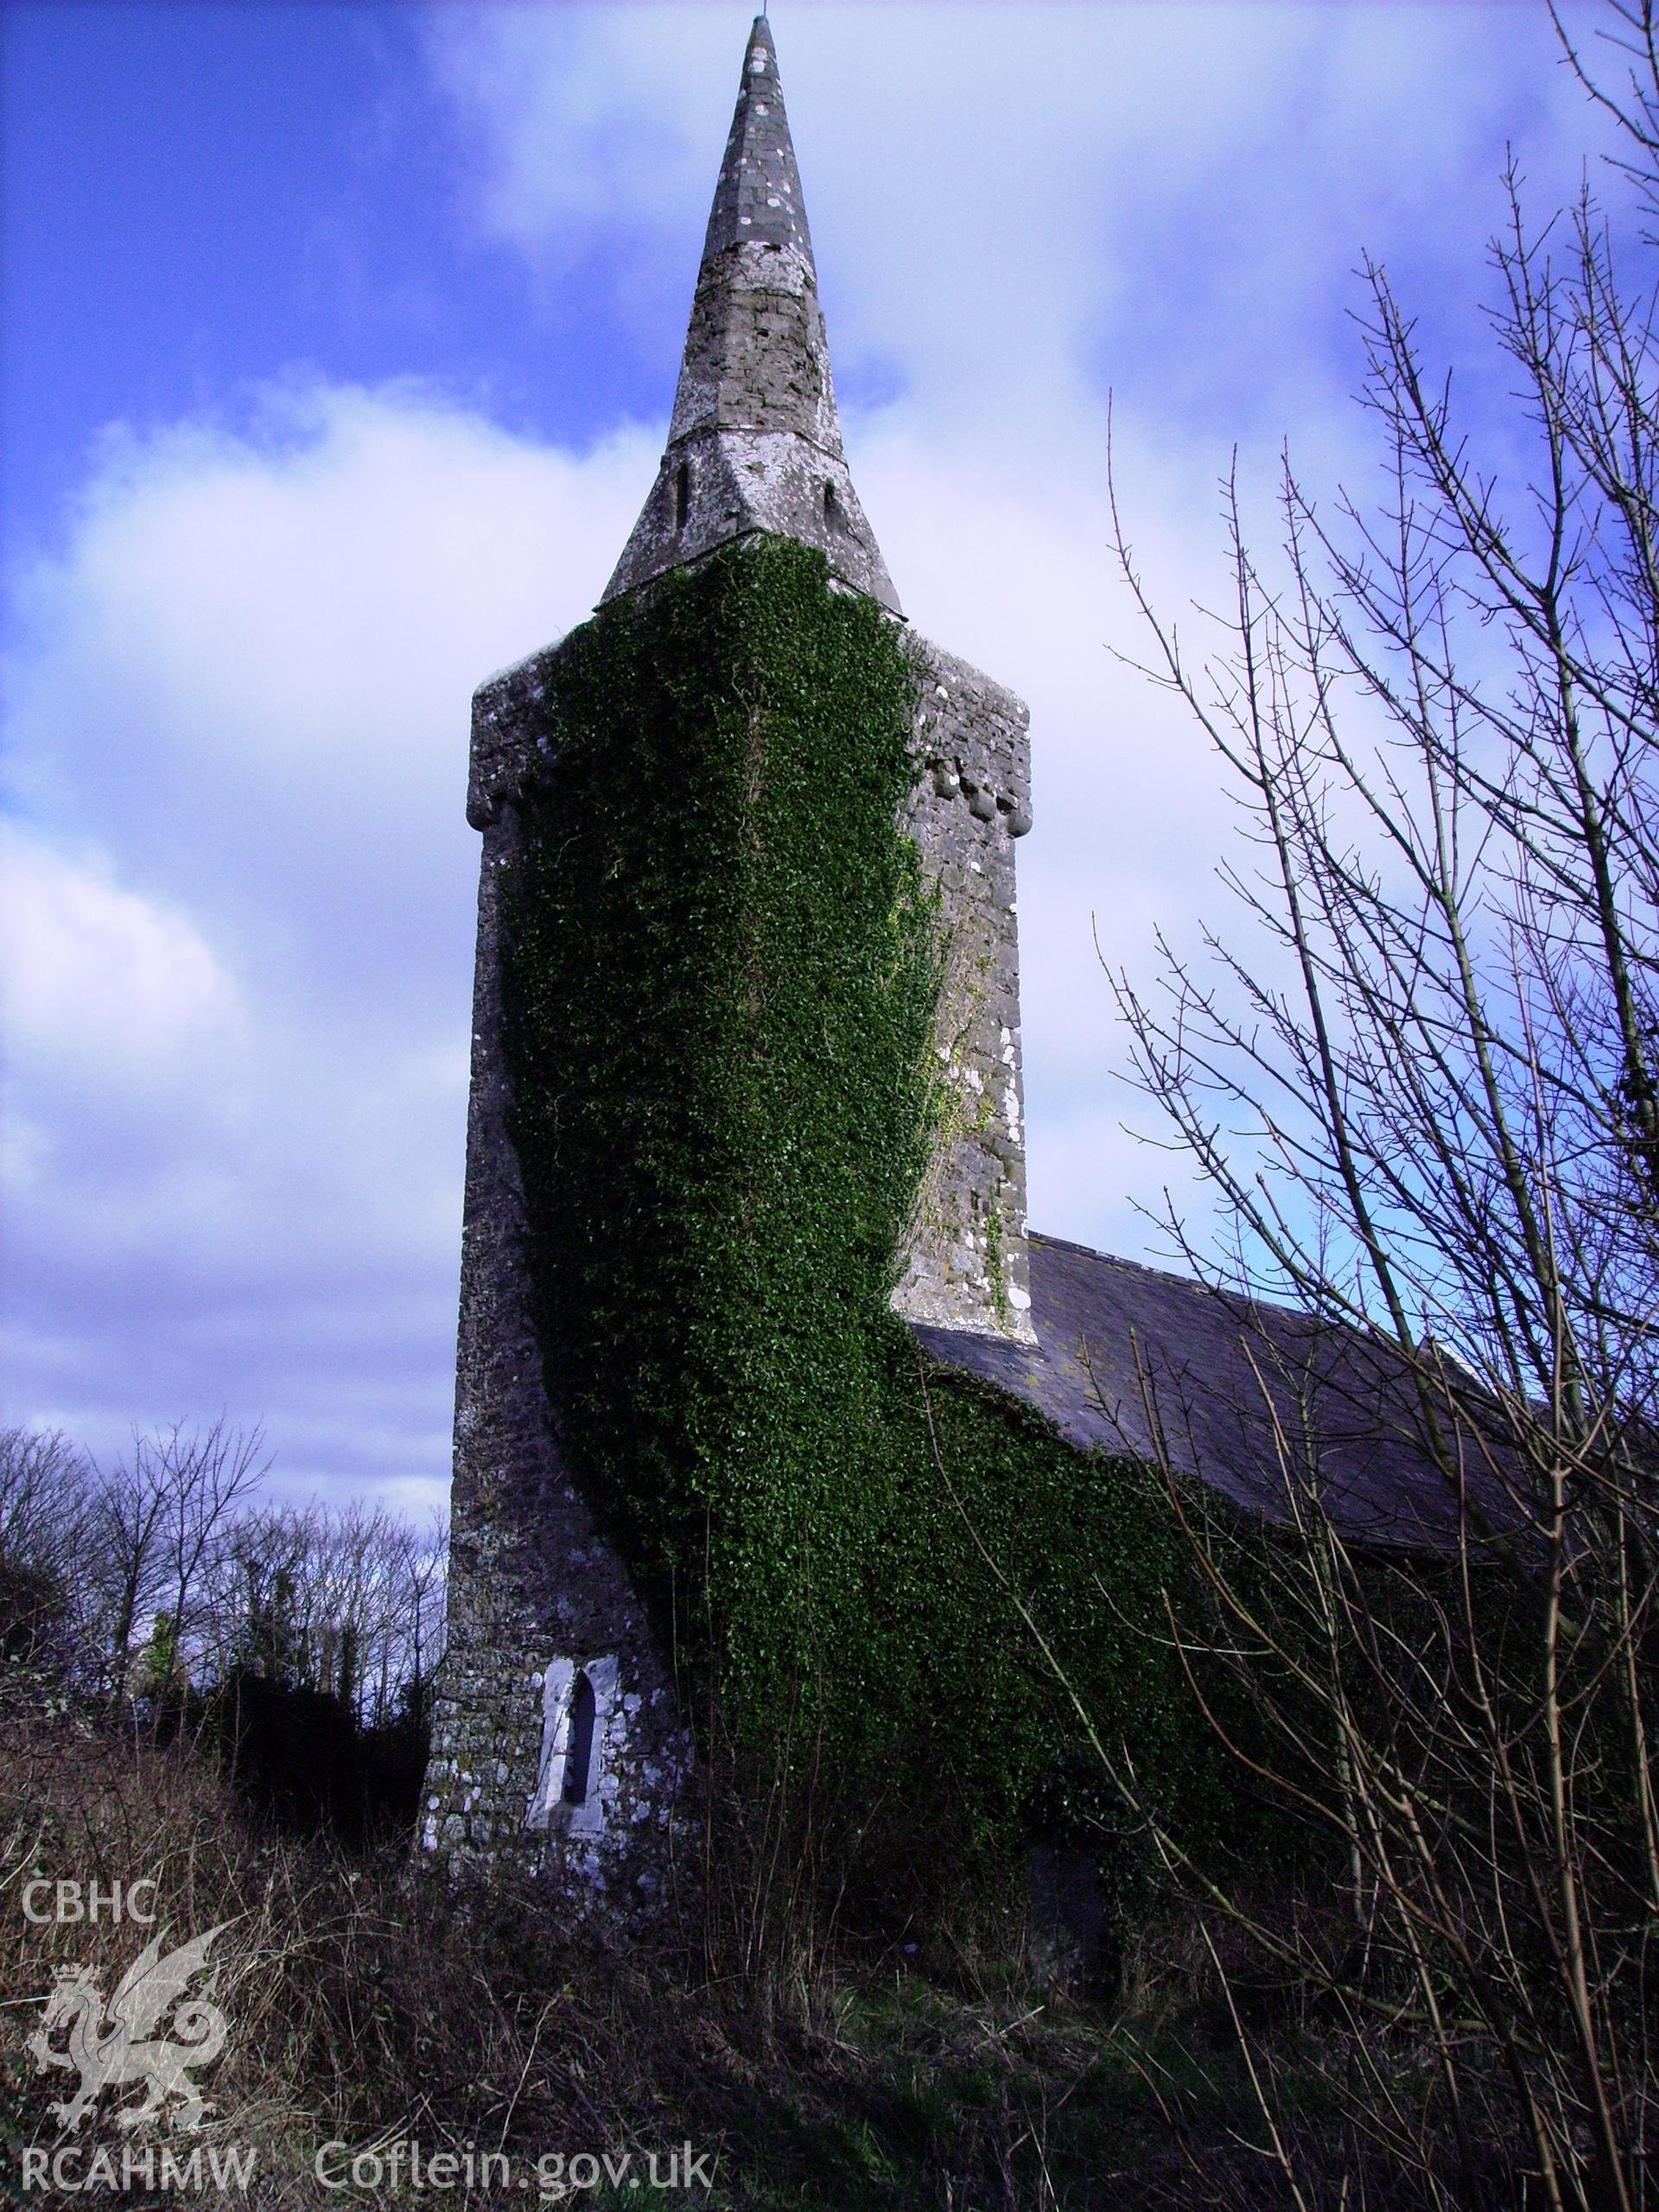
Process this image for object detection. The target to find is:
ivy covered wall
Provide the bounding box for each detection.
[496,538,1211,1867]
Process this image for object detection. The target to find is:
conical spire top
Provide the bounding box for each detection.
[700,17,814,267]
[601,16,900,613]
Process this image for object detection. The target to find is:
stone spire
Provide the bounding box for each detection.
[601,16,900,613]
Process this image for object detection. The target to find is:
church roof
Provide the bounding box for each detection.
[602,16,900,612]
[916,1233,1521,1548]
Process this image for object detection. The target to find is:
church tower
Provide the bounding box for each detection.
[423,16,1037,1887]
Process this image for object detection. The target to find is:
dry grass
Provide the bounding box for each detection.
[0,1676,1560,2210]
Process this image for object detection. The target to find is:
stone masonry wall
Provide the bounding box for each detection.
[893,626,1037,1343]
[423,641,690,1904]
[604,242,898,613]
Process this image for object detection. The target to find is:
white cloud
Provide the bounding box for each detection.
[0,831,242,1074]
[8,388,658,995]
[423,2,1607,446]
[0,383,660,1497]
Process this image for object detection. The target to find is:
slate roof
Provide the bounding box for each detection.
[914,1232,1516,1548]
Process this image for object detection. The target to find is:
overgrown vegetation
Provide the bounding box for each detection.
[499,536,1217,1902]
[1084,3,1659,2202]
[0,1682,1431,2209]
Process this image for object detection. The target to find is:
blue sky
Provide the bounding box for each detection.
[0,0,1627,1512]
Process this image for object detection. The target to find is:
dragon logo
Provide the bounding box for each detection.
[26,1923,233,2134]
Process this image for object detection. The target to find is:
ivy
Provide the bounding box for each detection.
[499,538,1222,1870]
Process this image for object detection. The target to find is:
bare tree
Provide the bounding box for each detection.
[83,1419,268,1698]
[85,1446,168,1698]
[0,1427,96,1668]
[206,1497,446,1725]
[149,1418,270,1664]
[1,1412,446,1773]
[1092,4,1659,2204]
